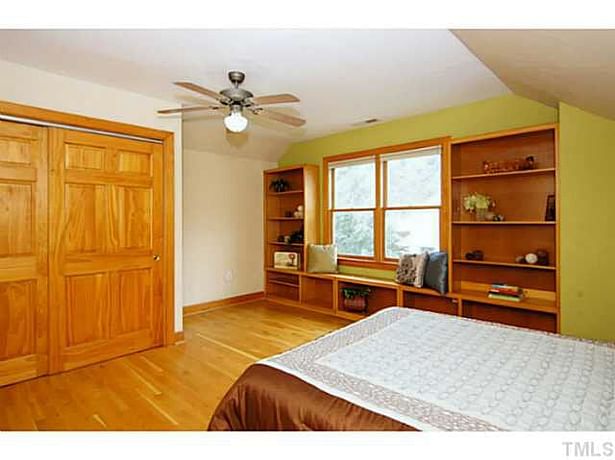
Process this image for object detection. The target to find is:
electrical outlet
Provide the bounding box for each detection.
[224,269,234,283]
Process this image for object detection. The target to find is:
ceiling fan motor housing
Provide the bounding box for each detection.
[228,70,245,85]
[220,87,254,105]
[220,71,254,106]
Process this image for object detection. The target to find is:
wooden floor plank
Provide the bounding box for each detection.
[0,301,348,430]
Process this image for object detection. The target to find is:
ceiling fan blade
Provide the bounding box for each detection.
[174,81,223,101]
[158,105,222,114]
[252,108,306,127]
[251,93,300,105]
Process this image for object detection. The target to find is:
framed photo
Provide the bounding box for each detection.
[544,194,556,221]
[274,251,300,270]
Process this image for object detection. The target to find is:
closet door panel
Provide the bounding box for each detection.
[0,120,48,387]
[0,183,33,256]
[64,183,105,253]
[0,280,36,358]
[65,273,112,346]
[49,128,163,373]
[113,268,153,336]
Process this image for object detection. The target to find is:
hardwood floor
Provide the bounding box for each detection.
[0,301,349,430]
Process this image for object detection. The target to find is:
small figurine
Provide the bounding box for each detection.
[524,253,538,265]
[293,204,304,219]
[270,178,290,193]
[516,249,549,266]
[535,249,549,266]
[289,227,304,244]
[465,250,484,261]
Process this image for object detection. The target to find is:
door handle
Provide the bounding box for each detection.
[153,254,161,262]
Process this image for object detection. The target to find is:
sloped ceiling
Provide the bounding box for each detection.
[0,29,508,161]
[453,30,615,120]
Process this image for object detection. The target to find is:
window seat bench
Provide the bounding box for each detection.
[265,267,457,321]
[264,267,558,333]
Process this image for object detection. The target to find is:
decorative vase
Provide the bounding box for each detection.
[344,297,367,313]
[475,207,488,221]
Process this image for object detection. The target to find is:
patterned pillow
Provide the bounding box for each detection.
[395,252,429,288]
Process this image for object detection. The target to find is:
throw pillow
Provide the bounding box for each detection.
[307,244,338,273]
[395,252,429,288]
[423,251,448,294]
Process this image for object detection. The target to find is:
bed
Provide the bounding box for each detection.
[208,307,615,431]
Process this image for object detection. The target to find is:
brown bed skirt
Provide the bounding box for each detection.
[208,363,415,431]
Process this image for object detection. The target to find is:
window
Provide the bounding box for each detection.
[325,142,446,266]
[330,158,376,257]
[382,148,441,259]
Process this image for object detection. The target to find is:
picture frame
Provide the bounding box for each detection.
[273,251,300,270]
[544,194,556,221]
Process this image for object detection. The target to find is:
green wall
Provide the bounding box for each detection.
[281,94,558,165]
[279,94,615,341]
[559,103,615,342]
[279,94,558,280]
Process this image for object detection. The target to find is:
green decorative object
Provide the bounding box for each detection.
[463,193,494,221]
[341,286,372,299]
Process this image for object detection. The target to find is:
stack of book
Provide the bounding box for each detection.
[488,283,524,302]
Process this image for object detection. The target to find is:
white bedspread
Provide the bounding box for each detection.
[260,307,615,431]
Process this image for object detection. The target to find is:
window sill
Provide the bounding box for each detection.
[338,257,398,271]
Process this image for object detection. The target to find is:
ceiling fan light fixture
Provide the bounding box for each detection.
[224,106,248,133]
[164,72,305,130]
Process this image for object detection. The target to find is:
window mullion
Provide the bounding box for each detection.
[375,154,383,262]
[329,167,335,210]
[383,205,442,211]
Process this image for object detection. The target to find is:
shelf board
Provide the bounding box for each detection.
[267,190,304,196]
[334,274,399,290]
[267,217,304,221]
[399,284,447,297]
[266,267,302,275]
[452,221,556,225]
[451,167,555,181]
[267,279,299,289]
[456,289,558,314]
[453,259,556,271]
[268,241,304,247]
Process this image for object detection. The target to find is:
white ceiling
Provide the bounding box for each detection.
[453,30,615,120]
[0,30,508,160]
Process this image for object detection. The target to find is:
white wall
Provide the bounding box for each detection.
[183,148,275,306]
[0,59,184,332]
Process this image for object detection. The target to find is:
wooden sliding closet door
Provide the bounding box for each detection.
[49,128,164,373]
[0,120,48,386]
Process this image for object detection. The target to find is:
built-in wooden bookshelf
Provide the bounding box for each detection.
[263,165,319,302]
[450,123,559,332]
[263,124,560,334]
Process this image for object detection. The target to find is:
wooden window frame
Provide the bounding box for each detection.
[323,137,451,270]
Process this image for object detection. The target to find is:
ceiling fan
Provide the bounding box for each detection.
[158,71,305,133]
